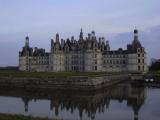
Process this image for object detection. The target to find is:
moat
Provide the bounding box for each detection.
[0,81,159,120]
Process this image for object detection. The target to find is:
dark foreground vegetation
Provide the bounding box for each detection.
[0,114,61,120]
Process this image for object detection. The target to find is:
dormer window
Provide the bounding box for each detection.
[137,48,141,53]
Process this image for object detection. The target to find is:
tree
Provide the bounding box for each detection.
[149,59,160,71]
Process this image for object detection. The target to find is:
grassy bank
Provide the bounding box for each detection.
[0,114,61,120]
[0,70,112,78]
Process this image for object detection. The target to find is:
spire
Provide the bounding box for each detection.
[25,36,29,47]
[79,28,83,40]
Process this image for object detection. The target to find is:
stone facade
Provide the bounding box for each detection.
[19,29,148,72]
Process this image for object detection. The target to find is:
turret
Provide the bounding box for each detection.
[51,39,54,52]
[102,37,105,42]
[79,28,83,40]
[134,29,138,40]
[99,37,102,45]
[56,33,59,43]
[71,36,74,43]
[91,30,96,40]
[91,30,95,37]
[88,33,91,40]
[25,36,29,47]
[61,39,65,48]
[106,40,110,51]
[132,29,142,49]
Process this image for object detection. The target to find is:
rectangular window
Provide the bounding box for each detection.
[95,66,97,70]
[113,60,115,64]
[110,60,112,64]
[142,54,144,57]
[117,60,119,64]
[143,66,144,71]
[142,59,144,63]
[95,60,97,64]
[138,66,141,71]
[92,66,94,70]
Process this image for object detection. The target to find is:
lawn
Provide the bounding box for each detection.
[0,114,61,120]
[0,70,110,78]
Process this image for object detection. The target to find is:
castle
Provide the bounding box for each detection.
[19,29,148,72]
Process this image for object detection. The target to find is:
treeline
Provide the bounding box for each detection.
[149,59,160,71]
[0,66,18,71]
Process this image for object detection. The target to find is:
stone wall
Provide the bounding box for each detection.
[0,74,130,90]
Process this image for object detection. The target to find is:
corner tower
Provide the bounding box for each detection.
[127,29,148,72]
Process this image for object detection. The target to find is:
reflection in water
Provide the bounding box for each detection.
[0,82,146,120]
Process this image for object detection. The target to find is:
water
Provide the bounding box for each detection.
[0,82,160,120]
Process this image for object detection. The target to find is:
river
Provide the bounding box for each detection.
[0,81,159,120]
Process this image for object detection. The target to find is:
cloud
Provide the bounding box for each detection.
[0,0,160,66]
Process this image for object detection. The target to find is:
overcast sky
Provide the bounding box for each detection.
[0,0,160,66]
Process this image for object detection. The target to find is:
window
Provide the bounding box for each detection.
[123,60,126,64]
[72,66,74,71]
[142,59,144,63]
[92,66,94,70]
[113,60,115,64]
[138,59,141,63]
[95,60,97,64]
[138,66,141,71]
[117,60,119,64]
[95,66,97,70]
[138,54,140,57]
[110,60,112,64]
[143,66,144,71]
[142,54,144,57]
[137,48,141,53]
